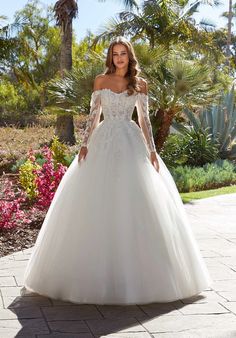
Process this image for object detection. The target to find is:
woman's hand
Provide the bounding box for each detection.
[150,151,160,172]
[78,146,88,163]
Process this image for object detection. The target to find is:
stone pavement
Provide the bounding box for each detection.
[0,193,236,338]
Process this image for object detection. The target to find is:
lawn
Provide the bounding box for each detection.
[180,185,236,203]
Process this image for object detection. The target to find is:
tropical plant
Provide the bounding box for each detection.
[47,60,104,115]
[53,0,78,144]
[94,0,219,50]
[160,128,219,168]
[172,86,236,160]
[143,50,220,151]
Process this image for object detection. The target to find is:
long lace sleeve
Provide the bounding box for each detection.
[136,93,156,153]
[81,90,102,147]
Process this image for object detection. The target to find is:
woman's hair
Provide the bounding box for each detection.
[104,36,141,95]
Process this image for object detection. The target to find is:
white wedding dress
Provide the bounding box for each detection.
[23,88,212,305]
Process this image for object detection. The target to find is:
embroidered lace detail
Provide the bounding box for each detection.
[136,93,156,153]
[81,89,156,154]
[81,91,102,147]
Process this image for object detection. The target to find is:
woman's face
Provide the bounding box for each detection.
[112,44,129,70]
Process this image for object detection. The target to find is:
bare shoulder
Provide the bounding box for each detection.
[137,77,148,94]
[93,74,108,91]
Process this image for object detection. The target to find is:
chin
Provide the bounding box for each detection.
[115,63,128,69]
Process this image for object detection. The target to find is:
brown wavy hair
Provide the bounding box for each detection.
[104,36,141,95]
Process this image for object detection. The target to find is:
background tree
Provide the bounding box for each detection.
[0,1,61,123]
[53,0,78,144]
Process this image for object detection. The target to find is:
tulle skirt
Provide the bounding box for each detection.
[23,119,212,304]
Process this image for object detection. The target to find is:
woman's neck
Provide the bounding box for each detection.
[114,68,127,77]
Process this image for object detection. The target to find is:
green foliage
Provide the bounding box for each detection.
[0,0,61,115]
[47,61,104,115]
[160,134,188,167]
[50,135,68,166]
[171,160,236,193]
[160,129,219,168]
[19,159,40,199]
[0,80,26,117]
[172,87,236,160]
[144,51,220,111]
[180,128,219,166]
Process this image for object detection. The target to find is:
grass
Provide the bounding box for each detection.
[180,185,236,203]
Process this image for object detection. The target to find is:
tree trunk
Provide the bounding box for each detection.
[226,0,233,71]
[56,20,75,145]
[55,113,75,144]
[60,22,73,74]
[155,108,176,152]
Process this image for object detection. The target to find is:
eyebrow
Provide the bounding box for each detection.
[113,50,127,54]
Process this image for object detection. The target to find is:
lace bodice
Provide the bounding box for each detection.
[81,88,156,153]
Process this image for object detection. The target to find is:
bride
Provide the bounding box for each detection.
[23,36,212,305]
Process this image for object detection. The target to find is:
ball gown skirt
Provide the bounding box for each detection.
[23,89,212,305]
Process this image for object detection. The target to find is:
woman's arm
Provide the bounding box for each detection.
[136,78,157,154]
[80,75,104,147]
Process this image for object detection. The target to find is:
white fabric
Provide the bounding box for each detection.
[23,88,212,305]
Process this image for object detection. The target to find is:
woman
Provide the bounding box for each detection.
[23,37,212,305]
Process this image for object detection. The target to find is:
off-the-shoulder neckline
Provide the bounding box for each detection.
[92,88,147,96]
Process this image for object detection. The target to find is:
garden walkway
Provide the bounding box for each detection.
[0,193,236,338]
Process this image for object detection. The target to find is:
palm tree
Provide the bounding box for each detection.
[94,0,219,49]
[53,0,78,144]
[226,0,233,70]
[53,0,137,144]
[141,50,220,151]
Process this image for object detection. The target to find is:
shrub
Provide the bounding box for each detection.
[161,129,219,168]
[181,128,219,166]
[33,146,67,209]
[50,135,68,166]
[170,160,236,192]
[160,134,188,168]
[0,178,30,229]
[19,151,41,199]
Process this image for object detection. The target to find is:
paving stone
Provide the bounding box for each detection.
[217,291,236,301]
[0,260,28,269]
[86,317,146,335]
[96,333,152,338]
[139,302,182,317]
[222,302,236,314]
[177,302,229,314]
[207,266,236,280]
[153,330,236,338]
[180,290,227,304]
[96,304,146,319]
[0,286,37,297]
[0,306,42,319]
[3,295,52,308]
[0,318,49,335]
[199,250,222,258]
[0,334,36,338]
[0,269,13,277]
[37,334,93,338]
[0,276,16,287]
[47,320,90,333]
[140,313,236,333]
[42,305,102,321]
[212,280,236,292]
